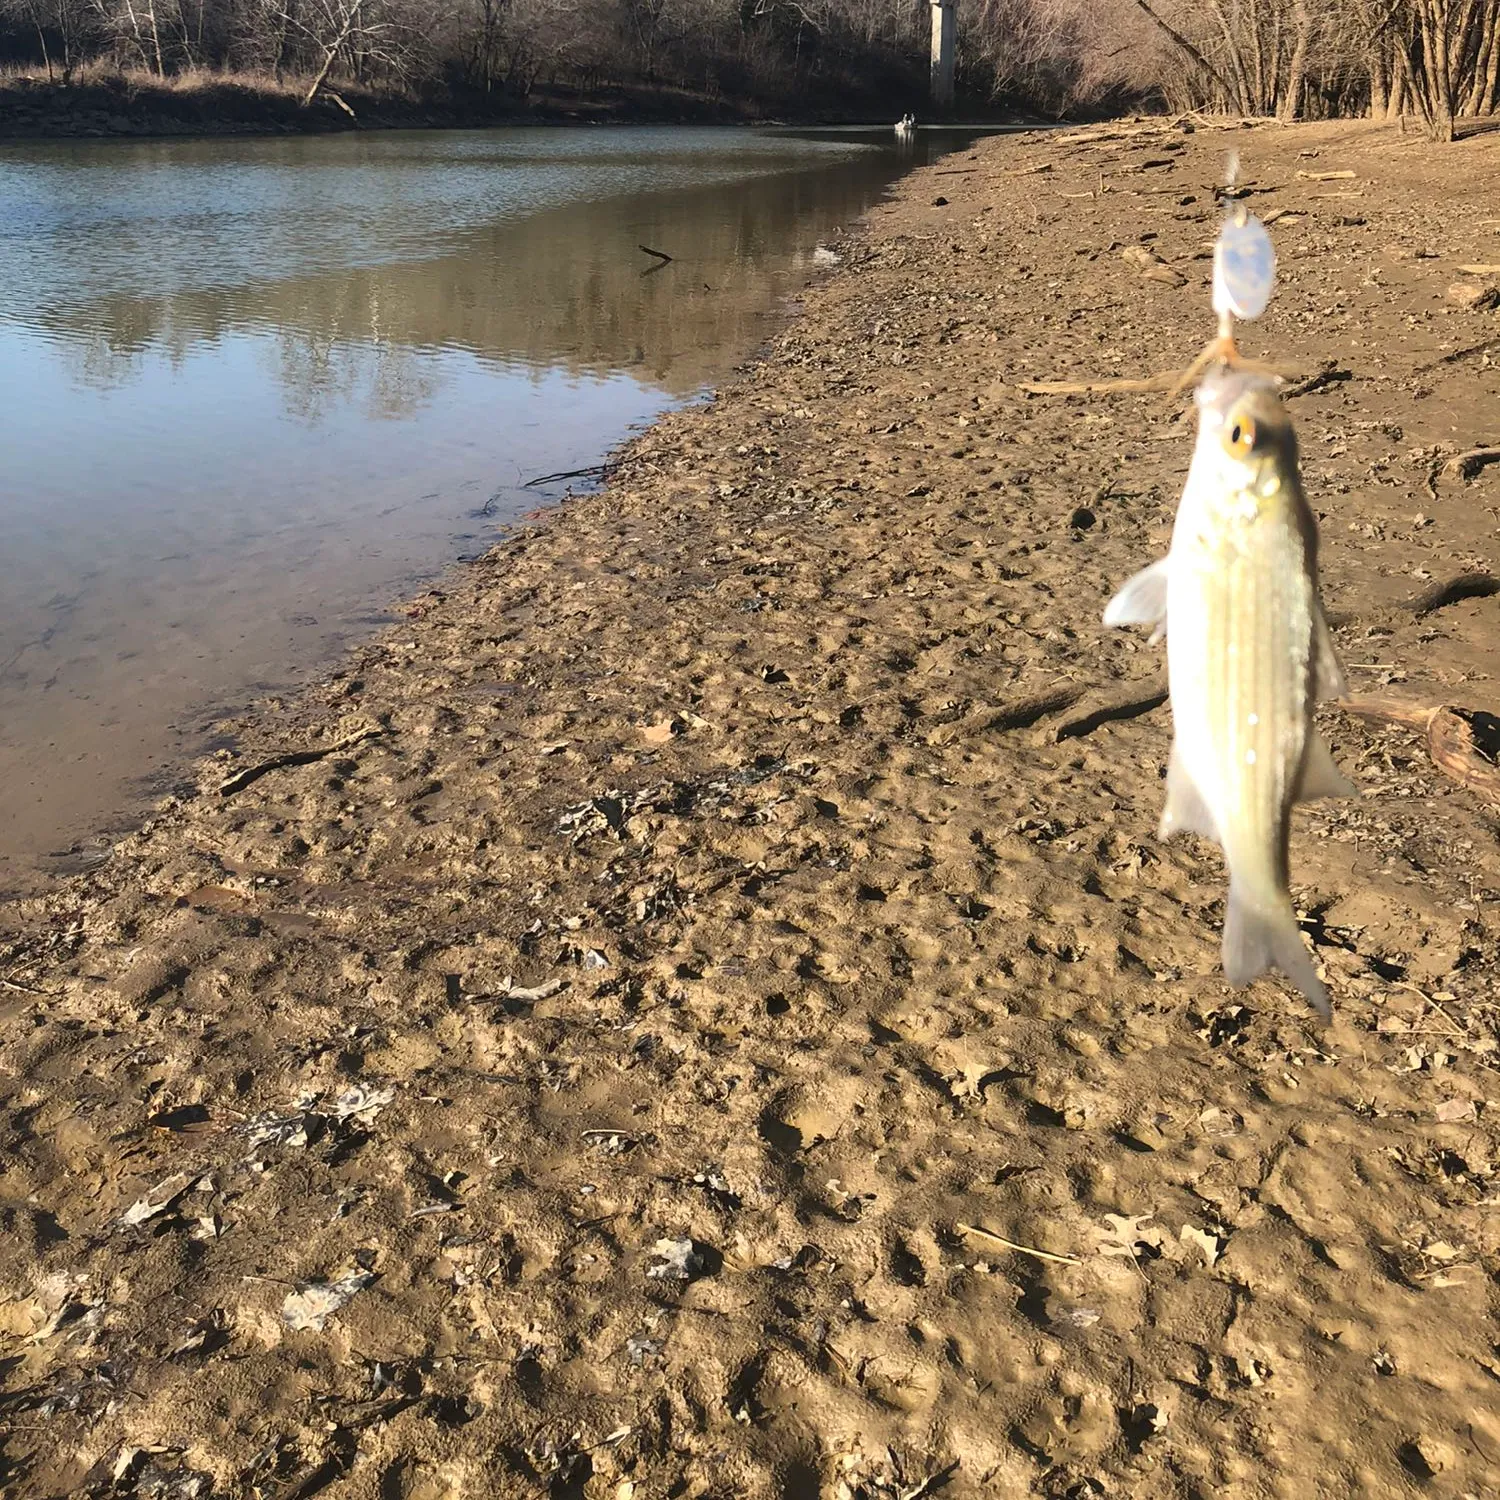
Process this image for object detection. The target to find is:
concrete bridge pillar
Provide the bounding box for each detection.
[930,0,955,109]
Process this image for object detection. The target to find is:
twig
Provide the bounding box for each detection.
[638,244,673,264]
[1,975,49,996]
[219,726,385,798]
[957,1222,1083,1266]
[522,463,612,490]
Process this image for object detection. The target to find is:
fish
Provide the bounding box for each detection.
[1104,367,1355,1018]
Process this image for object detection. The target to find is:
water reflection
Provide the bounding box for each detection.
[0,126,988,891]
[34,145,907,405]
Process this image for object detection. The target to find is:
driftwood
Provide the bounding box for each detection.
[1338,697,1500,810]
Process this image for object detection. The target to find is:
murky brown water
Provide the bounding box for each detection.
[0,125,990,893]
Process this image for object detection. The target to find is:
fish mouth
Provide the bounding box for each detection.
[1196,363,1282,414]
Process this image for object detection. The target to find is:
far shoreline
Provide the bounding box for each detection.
[0,69,1048,144]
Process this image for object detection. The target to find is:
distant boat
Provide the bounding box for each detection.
[894,113,916,139]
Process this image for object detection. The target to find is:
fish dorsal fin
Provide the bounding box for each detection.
[1313,604,1347,701]
[1158,744,1219,842]
[1296,735,1357,802]
[1104,559,1169,643]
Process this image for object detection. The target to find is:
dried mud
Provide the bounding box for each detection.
[5,120,1500,1499]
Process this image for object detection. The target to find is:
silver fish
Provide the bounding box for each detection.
[1104,368,1354,1018]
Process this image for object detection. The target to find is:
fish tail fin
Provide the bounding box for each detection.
[1223,886,1331,1021]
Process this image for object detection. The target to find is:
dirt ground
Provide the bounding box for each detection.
[4,118,1500,1500]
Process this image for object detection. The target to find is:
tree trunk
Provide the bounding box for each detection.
[1279,0,1311,120]
[27,2,55,81]
[1390,42,1410,116]
[148,0,164,74]
[1206,0,1255,113]
[1369,42,1388,116]
[303,0,368,105]
[1414,0,1458,140]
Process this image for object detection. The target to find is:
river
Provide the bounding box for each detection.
[0,124,992,893]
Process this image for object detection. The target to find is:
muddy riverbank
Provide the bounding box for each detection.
[4,120,1500,1498]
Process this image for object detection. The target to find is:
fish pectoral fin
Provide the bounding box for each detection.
[1223,885,1331,1020]
[1103,559,1169,640]
[1296,735,1357,802]
[1158,747,1219,842]
[1313,603,1348,701]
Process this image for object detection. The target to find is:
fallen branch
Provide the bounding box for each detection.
[983,684,1087,731]
[1295,168,1356,180]
[1445,446,1500,482]
[1019,362,1306,398]
[1338,697,1500,809]
[1016,373,1180,395]
[638,244,673,264]
[1049,680,1168,742]
[1410,571,1500,617]
[219,726,384,798]
[957,1222,1083,1266]
[1281,363,1352,398]
[1415,336,1500,373]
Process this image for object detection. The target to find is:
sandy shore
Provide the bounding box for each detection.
[4,120,1500,1499]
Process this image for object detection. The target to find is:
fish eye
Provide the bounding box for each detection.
[1224,413,1257,458]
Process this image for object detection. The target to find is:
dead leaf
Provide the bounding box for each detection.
[646,1237,704,1281]
[281,1271,375,1332]
[1435,1097,1476,1123]
[1094,1213,1172,1265]
[1179,1224,1224,1268]
[119,1171,197,1229]
[330,1084,396,1125]
[640,718,679,746]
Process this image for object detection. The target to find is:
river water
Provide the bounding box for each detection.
[0,124,987,893]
